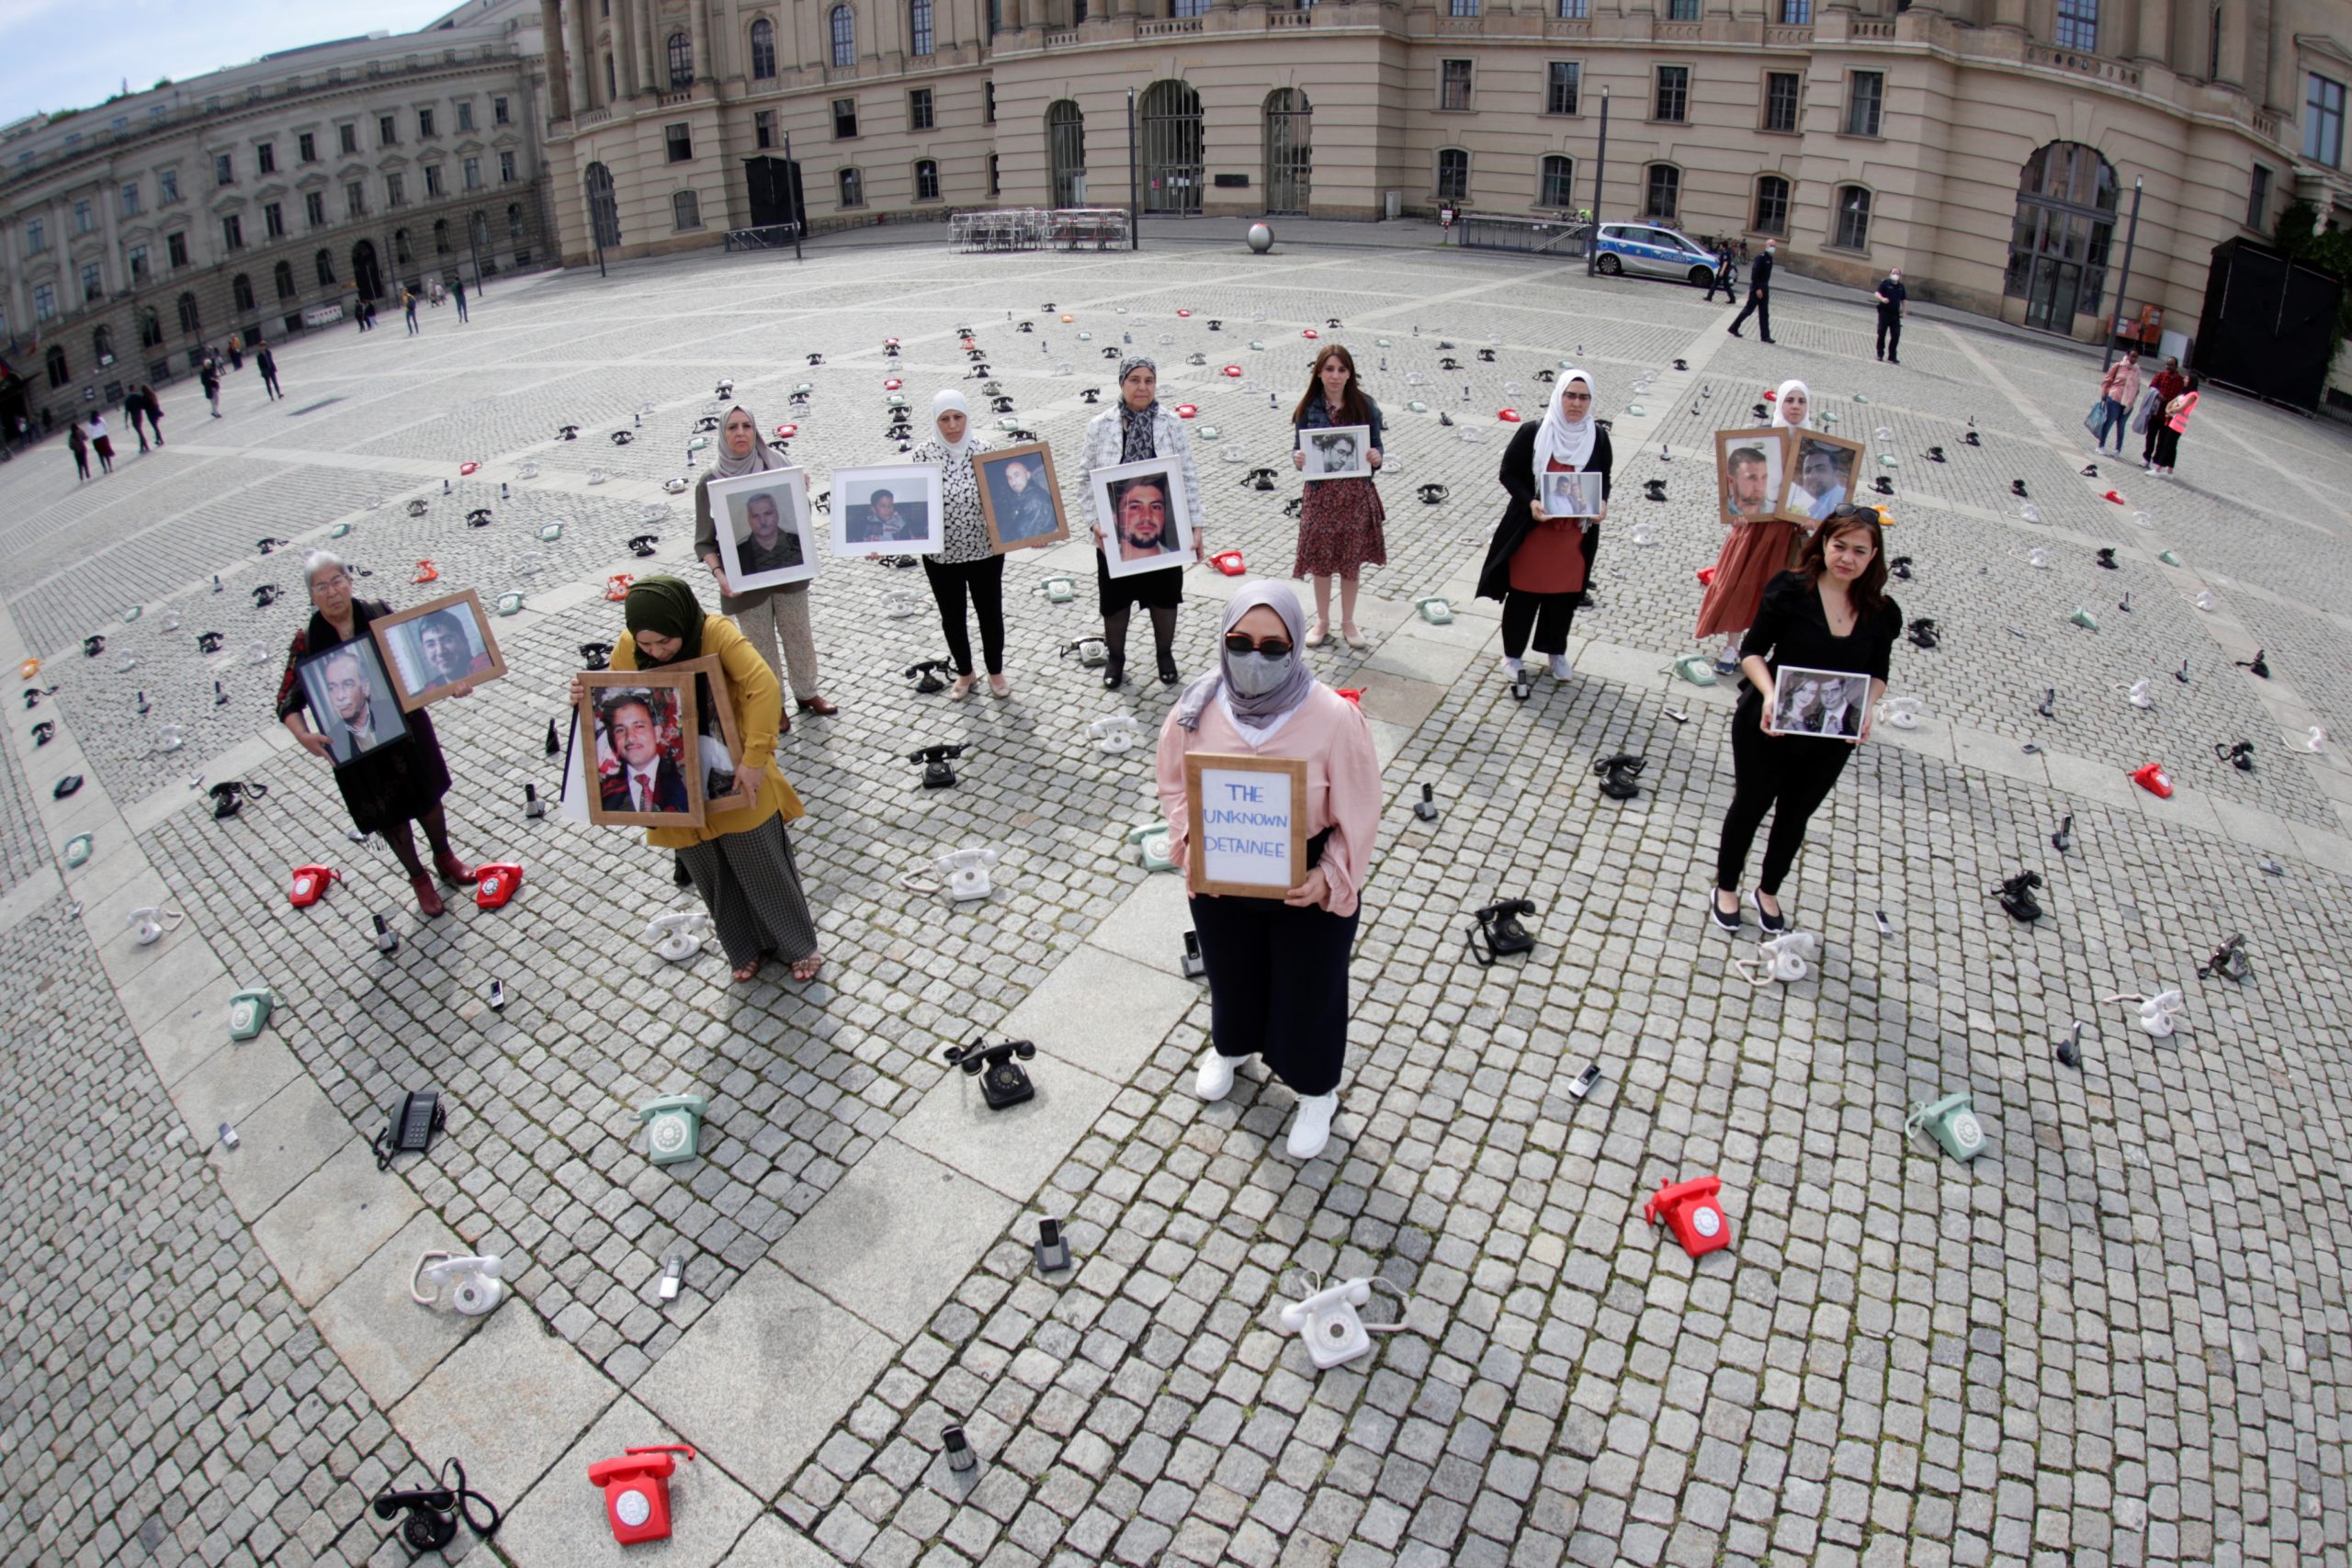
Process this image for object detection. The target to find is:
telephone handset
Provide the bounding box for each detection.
[210,780,267,819]
[374,1089,446,1171]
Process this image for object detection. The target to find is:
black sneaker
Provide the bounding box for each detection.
[1708,890,1742,933]
[1752,890,1786,933]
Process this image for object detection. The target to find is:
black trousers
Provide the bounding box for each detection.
[1731,288,1772,340]
[2152,425,2182,469]
[1875,314,1902,360]
[1500,590,1579,659]
[2140,407,2165,464]
[1702,268,1734,302]
[922,554,1007,675]
[1714,696,1856,895]
[262,371,282,400]
[1190,891,1358,1097]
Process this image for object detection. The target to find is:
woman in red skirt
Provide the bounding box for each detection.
[1290,345,1387,649]
[1696,378,1811,675]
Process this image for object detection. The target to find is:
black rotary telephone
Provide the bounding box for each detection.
[2213,739,2256,772]
[1887,556,1913,581]
[789,389,811,407]
[1244,468,1277,491]
[1870,475,1894,497]
[1477,347,1498,363]
[609,429,633,446]
[1468,899,1538,966]
[1325,317,1343,329]
[990,395,1015,413]
[372,1457,501,1555]
[807,352,825,366]
[2095,547,2119,570]
[2237,649,2271,679]
[558,423,580,440]
[1993,871,2043,923]
[1534,368,1556,384]
[1283,497,1305,518]
[1206,319,1223,332]
[51,773,83,800]
[967,346,988,362]
[30,720,54,747]
[814,489,833,513]
[1004,427,1037,443]
[1014,320,1034,333]
[1962,430,1982,446]
[1101,345,1121,360]
[904,660,953,694]
[579,641,613,671]
[1906,618,1939,649]
[627,534,660,558]
[466,508,493,528]
[252,584,280,609]
[210,779,267,819]
[84,634,106,658]
[1080,388,1102,403]
[695,414,720,433]
[2198,933,2251,983]
[909,741,966,788]
[1417,483,1448,505]
[2009,478,2029,497]
[944,1038,1037,1110]
[374,1088,446,1170]
[1593,753,1645,801]
[1439,355,1462,371]
[1643,479,1668,502]
[255,536,289,555]
[406,498,431,517]
[1925,445,1947,463]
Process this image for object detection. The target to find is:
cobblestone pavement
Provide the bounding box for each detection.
[2,235,2349,1567]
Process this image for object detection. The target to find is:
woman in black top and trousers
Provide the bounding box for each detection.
[1710,507,1900,934]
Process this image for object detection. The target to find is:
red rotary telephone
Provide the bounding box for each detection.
[288,865,341,908]
[473,863,524,909]
[586,1445,695,1544]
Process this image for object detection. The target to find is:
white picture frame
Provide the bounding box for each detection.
[1766,665,1871,740]
[1301,423,1373,481]
[828,463,944,558]
[1091,456,1194,581]
[1541,470,1604,519]
[707,467,820,592]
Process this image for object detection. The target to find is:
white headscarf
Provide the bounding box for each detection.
[1769,378,1812,431]
[933,389,972,459]
[1532,368,1597,485]
[710,403,782,478]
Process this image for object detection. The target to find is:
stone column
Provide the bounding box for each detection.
[540,0,574,119]
[688,0,713,81]
[616,0,643,96]
[641,0,664,91]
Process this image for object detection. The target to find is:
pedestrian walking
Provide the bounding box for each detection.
[1702,242,1736,304]
[200,360,222,418]
[2091,350,2140,456]
[2137,356,2183,468]
[1156,581,1383,1162]
[257,344,283,400]
[67,421,90,481]
[1697,378,1813,674]
[1728,239,1777,343]
[1079,355,1208,689]
[124,389,151,453]
[1707,507,1899,935]
[2150,376,2199,478]
[1289,344,1388,650]
[402,288,420,334]
[692,403,838,728]
[912,390,1012,699]
[226,333,243,370]
[140,384,165,446]
[86,412,115,474]
[1476,368,1611,685]
[453,277,469,322]
[1872,267,1907,363]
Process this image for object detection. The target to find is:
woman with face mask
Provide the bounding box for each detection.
[1154,582,1382,1161]
[1080,355,1206,688]
[911,389,1011,698]
[1476,368,1610,684]
[1696,378,1811,675]
[693,402,837,730]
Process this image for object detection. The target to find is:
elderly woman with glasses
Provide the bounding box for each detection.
[275,551,481,918]
[1154,582,1382,1161]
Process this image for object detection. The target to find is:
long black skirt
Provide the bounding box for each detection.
[1097,548,1183,614]
[1189,892,1358,1098]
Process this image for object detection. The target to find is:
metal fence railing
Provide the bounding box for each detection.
[949,208,1131,252]
[1457,214,1590,257]
[723,222,802,253]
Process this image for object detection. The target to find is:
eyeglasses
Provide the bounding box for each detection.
[1224,634,1294,658]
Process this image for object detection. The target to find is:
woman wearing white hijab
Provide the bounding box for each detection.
[911,389,1011,698]
[1476,368,1611,685]
[1154,581,1382,1161]
[693,404,836,727]
[1696,378,1811,674]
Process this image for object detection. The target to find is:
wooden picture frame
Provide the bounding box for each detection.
[1713,428,1791,529]
[577,670,707,828]
[1183,751,1308,899]
[975,441,1070,554]
[707,467,820,591]
[1091,456,1195,581]
[296,637,411,769]
[673,654,760,816]
[369,588,508,711]
[1784,431,1867,526]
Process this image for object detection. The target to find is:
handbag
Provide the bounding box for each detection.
[2083,401,2106,434]
[2131,389,2158,434]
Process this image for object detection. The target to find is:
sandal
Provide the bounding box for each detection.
[791,953,823,983]
[731,956,763,984]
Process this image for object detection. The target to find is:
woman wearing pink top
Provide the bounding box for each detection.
[2092,350,2140,457]
[2150,376,2199,478]
[1156,581,1382,1161]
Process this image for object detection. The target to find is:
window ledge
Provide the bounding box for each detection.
[1647,116,1688,126]
[1824,241,1869,254]
[1756,125,1801,137]
[1837,130,1884,141]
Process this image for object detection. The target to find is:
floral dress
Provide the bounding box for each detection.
[1292,395,1388,579]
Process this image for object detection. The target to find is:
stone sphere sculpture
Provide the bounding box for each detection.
[1247,222,1273,254]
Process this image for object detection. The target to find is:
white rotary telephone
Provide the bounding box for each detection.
[643,911,711,963]
[410,1251,505,1315]
[1278,1273,1411,1371]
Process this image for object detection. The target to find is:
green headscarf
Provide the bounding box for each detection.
[622,576,705,664]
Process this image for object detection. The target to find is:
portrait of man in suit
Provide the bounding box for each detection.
[322,646,388,763]
[598,692,689,814]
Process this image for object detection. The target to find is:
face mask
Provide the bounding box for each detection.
[1227,650,1293,697]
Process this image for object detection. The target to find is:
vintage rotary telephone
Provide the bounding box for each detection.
[929,846,999,900]
[610,428,634,446]
[639,1095,708,1165]
[209,779,266,820]
[414,560,442,585]
[227,986,273,1042]
[1905,1092,1987,1162]
[884,590,922,618]
[645,911,711,962]
[1906,618,1939,650]
[1593,753,1645,801]
[1735,930,1819,986]
[990,395,1016,414]
[588,1446,697,1546]
[374,1088,446,1171]
[694,413,720,434]
[30,720,53,748]
[1992,871,2043,922]
[288,865,340,907]
[1080,387,1101,404]
[1279,1272,1410,1371]
[2106,987,2188,1039]
[943,1037,1037,1110]
[1417,483,1448,505]
[904,660,954,694]
[1642,478,1668,502]
[627,533,661,558]
[1033,574,1078,604]
[1467,899,1537,966]
[1089,716,1142,756]
[1243,467,1277,491]
[2120,678,2154,708]
[460,507,492,529]
[580,640,614,671]
[251,583,280,609]
[910,743,965,788]
[1126,822,1176,873]
[1476,346,1498,363]
[83,633,106,658]
[410,1251,505,1315]
[2198,933,2252,983]
[1878,695,1925,729]
[473,863,522,908]
[52,773,83,801]
[125,906,184,946]
[2213,739,2256,772]
[558,423,580,440]
[1438,355,1462,371]
[1413,596,1453,626]
[197,630,224,654]
[1061,636,1108,668]
[153,723,186,753]
[242,637,271,666]
[371,1458,502,1557]
[495,592,524,616]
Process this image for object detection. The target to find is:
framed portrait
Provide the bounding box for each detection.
[297,637,410,769]
[369,589,507,711]
[1184,752,1307,898]
[1091,456,1194,581]
[1541,470,1605,519]
[673,655,759,816]
[707,467,820,592]
[576,671,707,828]
[1301,423,1373,481]
[1714,429,1791,528]
[1784,432,1866,525]
[975,442,1069,554]
[829,464,943,558]
[1765,666,1871,740]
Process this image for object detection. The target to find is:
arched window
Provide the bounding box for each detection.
[915,158,940,200]
[434,218,451,254]
[92,325,113,363]
[232,273,255,312]
[2004,141,2116,332]
[395,227,413,264]
[140,308,164,347]
[1753,174,1790,235]
[1435,148,1467,203]
[508,201,526,240]
[45,345,69,387]
[1538,153,1575,209]
[1264,88,1310,214]
[470,209,490,249]
[666,31,694,87]
[673,189,702,229]
[910,0,934,54]
[838,166,864,206]
[274,259,296,299]
[830,5,855,66]
[1644,164,1680,220]
[1047,100,1087,207]
[315,248,335,286]
[1139,80,1204,214]
[177,292,201,334]
[1833,184,1871,250]
[750,17,778,78]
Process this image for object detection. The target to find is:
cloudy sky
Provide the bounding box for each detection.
[0,0,459,127]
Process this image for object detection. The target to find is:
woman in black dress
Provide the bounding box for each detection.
[1708,507,1899,935]
[1079,355,1206,688]
[276,551,481,917]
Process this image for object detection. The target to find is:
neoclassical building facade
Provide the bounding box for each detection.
[538,0,2352,341]
[0,13,554,435]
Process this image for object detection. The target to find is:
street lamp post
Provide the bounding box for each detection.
[785,129,804,262]
[2102,175,2144,372]
[1127,87,1140,251]
[1587,86,1610,276]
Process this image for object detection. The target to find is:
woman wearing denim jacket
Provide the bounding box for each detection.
[1289,344,1387,649]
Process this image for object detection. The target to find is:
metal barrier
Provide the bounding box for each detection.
[724,222,802,253]
[1457,214,1589,257]
[949,209,1130,252]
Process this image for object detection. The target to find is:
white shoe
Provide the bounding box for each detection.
[1500,656,1523,679]
[1285,1092,1339,1159]
[1547,653,1574,680]
[1195,1049,1237,1101]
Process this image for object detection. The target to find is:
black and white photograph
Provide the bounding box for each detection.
[1766,665,1872,739]
[1090,457,1194,581]
[1541,469,1606,519]
[975,442,1070,553]
[370,589,507,710]
[1300,423,1373,481]
[1786,433,1865,525]
[829,464,942,558]
[295,637,410,768]
[707,467,820,591]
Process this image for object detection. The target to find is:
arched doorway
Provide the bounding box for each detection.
[352,239,384,300]
[1264,88,1312,215]
[2003,141,2117,333]
[585,162,621,250]
[1046,100,1086,208]
[1139,80,1202,216]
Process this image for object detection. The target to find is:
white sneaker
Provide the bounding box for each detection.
[1195,1049,1237,1101]
[1501,656,1524,679]
[1547,653,1574,680]
[1285,1092,1339,1159]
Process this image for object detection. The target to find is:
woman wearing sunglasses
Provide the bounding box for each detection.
[1155,582,1381,1161]
[1476,368,1610,684]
